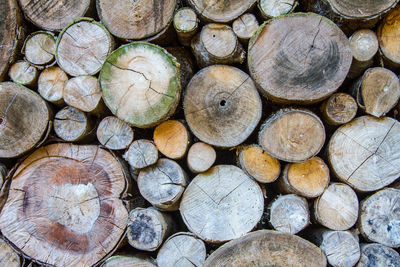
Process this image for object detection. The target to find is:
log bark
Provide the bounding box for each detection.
[359,188,400,248]
[187,142,216,173]
[127,207,174,252]
[232,13,259,44]
[8,60,38,87]
[180,165,263,243]
[157,232,206,267]
[18,0,91,31]
[123,140,158,170]
[22,31,56,67]
[320,93,357,125]
[268,194,310,234]
[351,67,400,117]
[54,106,94,142]
[248,13,352,104]
[258,109,325,163]
[348,29,379,79]
[237,144,280,183]
[191,23,245,68]
[187,0,256,23]
[0,82,51,158]
[173,8,199,46]
[203,230,327,266]
[311,229,360,267]
[138,158,187,211]
[277,157,330,198]
[357,243,400,267]
[99,42,181,128]
[305,0,399,34]
[153,120,190,160]
[38,66,68,105]
[328,116,400,192]
[314,183,359,231]
[97,116,134,150]
[101,255,156,267]
[258,0,297,19]
[96,0,176,41]
[64,75,105,114]
[165,47,195,89]
[0,144,129,266]
[0,237,21,267]
[0,0,23,82]
[56,17,115,77]
[184,65,262,148]
[378,6,400,69]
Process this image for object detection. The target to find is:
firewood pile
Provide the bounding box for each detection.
[0,0,400,266]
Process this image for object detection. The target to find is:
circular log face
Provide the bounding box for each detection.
[248,13,352,104]
[201,24,237,58]
[23,32,56,66]
[184,65,262,147]
[97,0,176,40]
[259,0,296,18]
[378,6,400,65]
[8,61,38,86]
[174,8,198,32]
[350,29,379,62]
[327,0,398,19]
[232,13,259,40]
[323,93,357,125]
[188,0,256,22]
[99,42,180,128]
[180,165,263,243]
[18,0,90,31]
[0,238,20,267]
[204,230,326,266]
[359,188,400,248]
[320,231,360,267]
[64,76,102,113]
[328,116,400,192]
[0,82,50,158]
[0,144,128,266]
[357,243,400,267]
[102,255,156,267]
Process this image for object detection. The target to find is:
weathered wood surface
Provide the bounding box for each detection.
[22,31,56,66]
[174,8,199,46]
[123,140,158,170]
[8,60,38,86]
[187,142,216,173]
[357,243,400,267]
[54,106,94,142]
[97,116,134,150]
[258,0,297,19]
[38,66,68,105]
[0,237,21,267]
[320,93,357,125]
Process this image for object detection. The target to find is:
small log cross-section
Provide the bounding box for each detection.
[18,0,91,31]
[232,13,259,44]
[173,8,199,46]
[64,76,104,114]
[248,13,352,104]
[320,93,357,125]
[22,31,56,66]
[204,230,326,266]
[258,0,297,19]
[352,67,400,117]
[328,116,400,192]
[0,144,129,266]
[97,0,176,41]
[153,120,190,160]
[138,158,187,211]
[97,116,134,150]
[268,194,310,234]
[359,188,400,248]
[357,243,400,267]
[187,142,216,174]
[0,237,21,267]
[123,140,158,170]
[127,207,173,252]
[8,60,38,86]
[99,42,181,128]
[378,5,400,68]
[314,183,359,231]
[157,232,206,267]
[258,109,325,163]
[102,255,156,267]
[54,106,93,142]
[278,157,330,198]
[184,65,262,148]
[237,144,280,183]
[191,23,245,68]
[180,165,264,243]
[188,0,256,23]
[0,82,50,158]
[56,18,115,77]
[38,66,68,105]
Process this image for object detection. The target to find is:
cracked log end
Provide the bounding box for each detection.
[258,0,297,19]
[138,158,187,211]
[378,5,400,67]
[173,8,199,46]
[248,13,352,104]
[180,165,264,243]
[258,109,325,163]
[203,230,326,266]
[157,232,206,267]
[320,93,357,125]
[8,60,38,87]
[357,243,400,266]
[328,115,400,192]
[124,139,158,170]
[56,18,115,77]
[38,66,68,105]
[99,42,181,128]
[0,82,50,158]
[184,65,262,148]
[232,13,259,44]
[97,116,134,150]
[54,106,93,142]
[154,120,190,160]
[0,143,129,267]
[22,31,56,66]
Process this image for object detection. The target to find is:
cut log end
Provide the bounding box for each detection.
[258,0,297,19]
[154,120,190,160]
[378,5,400,67]
[173,8,198,46]
[321,93,357,125]
[102,255,156,267]
[187,142,216,173]
[232,13,259,43]
[23,31,56,66]
[0,238,21,267]
[123,139,158,169]
[97,116,134,150]
[348,29,378,78]
[54,106,93,142]
[38,66,68,105]
[357,243,400,267]
[8,60,38,86]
